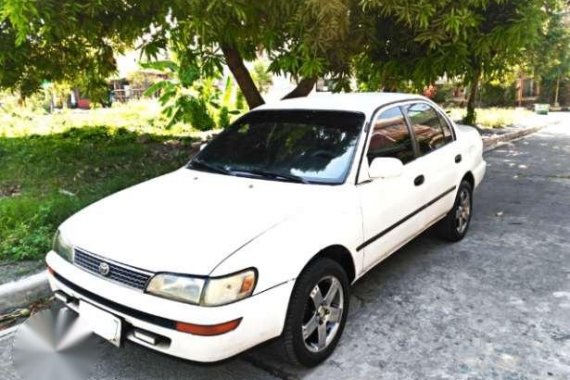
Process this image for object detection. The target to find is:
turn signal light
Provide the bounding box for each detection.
[240,275,255,294]
[175,318,242,336]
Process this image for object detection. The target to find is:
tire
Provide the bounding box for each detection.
[437,180,473,242]
[279,258,350,367]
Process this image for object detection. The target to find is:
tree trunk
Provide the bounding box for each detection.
[282,77,317,99]
[554,75,561,107]
[465,67,481,125]
[220,44,264,109]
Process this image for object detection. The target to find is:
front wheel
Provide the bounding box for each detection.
[437,180,473,242]
[280,258,350,367]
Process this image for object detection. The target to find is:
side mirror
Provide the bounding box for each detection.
[200,143,207,151]
[368,157,404,179]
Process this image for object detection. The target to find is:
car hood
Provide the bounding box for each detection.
[61,169,331,275]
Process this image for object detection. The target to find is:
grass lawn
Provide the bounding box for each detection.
[0,123,198,262]
[446,107,535,129]
[0,99,200,138]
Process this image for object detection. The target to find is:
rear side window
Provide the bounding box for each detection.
[438,114,454,143]
[367,107,415,165]
[405,103,451,155]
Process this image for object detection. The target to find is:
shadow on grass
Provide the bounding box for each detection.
[0,126,198,262]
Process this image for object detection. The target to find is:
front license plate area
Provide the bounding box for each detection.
[79,301,123,347]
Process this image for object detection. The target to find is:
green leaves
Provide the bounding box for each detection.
[141,60,179,73]
[1,0,40,44]
[142,56,222,130]
[0,0,169,96]
[0,0,563,118]
[143,81,171,98]
[356,0,555,99]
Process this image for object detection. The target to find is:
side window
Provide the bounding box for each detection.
[367,107,415,165]
[405,103,451,155]
[438,113,454,143]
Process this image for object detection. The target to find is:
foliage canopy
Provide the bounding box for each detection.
[0,0,566,118]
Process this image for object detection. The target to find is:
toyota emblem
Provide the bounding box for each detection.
[99,262,110,276]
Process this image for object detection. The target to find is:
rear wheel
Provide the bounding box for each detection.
[437,180,473,242]
[280,258,350,367]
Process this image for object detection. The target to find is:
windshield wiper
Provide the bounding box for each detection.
[235,168,309,184]
[190,161,308,183]
[189,159,233,175]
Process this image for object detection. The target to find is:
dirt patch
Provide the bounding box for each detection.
[0,184,21,198]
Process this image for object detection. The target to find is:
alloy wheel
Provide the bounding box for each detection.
[455,188,471,234]
[301,275,344,353]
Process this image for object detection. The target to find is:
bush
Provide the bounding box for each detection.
[536,78,570,105]
[447,107,534,129]
[188,98,216,131]
[218,106,231,129]
[432,83,455,105]
[235,91,246,111]
[480,82,516,107]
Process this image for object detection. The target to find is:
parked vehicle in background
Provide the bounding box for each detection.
[46,93,486,367]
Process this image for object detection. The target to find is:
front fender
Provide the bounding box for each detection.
[209,205,364,294]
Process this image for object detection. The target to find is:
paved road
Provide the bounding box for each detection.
[1,123,569,380]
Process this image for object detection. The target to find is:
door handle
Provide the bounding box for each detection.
[414,175,425,186]
[455,154,462,163]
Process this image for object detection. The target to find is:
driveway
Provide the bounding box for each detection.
[1,123,569,379]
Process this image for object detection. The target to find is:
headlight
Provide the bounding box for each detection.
[202,269,256,306]
[146,269,256,306]
[146,274,206,304]
[53,230,73,262]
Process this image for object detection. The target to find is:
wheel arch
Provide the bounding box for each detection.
[461,171,475,190]
[304,245,356,284]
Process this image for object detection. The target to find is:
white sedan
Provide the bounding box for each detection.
[46,93,486,367]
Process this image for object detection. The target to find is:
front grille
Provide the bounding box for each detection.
[74,248,152,291]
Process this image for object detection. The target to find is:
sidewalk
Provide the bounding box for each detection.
[480,111,567,136]
[478,111,567,151]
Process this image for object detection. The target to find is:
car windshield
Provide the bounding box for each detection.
[189,110,365,184]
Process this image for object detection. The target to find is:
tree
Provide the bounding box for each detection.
[358,0,552,124]
[461,0,548,124]
[0,1,166,99]
[162,0,363,107]
[0,0,560,120]
[0,0,359,109]
[531,2,570,105]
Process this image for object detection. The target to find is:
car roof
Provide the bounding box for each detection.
[254,92,429,118]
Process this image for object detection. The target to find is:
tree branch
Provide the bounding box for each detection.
[220,44,265,109]
[282,77,317,99]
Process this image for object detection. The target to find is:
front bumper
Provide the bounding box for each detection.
[46,251,294,363]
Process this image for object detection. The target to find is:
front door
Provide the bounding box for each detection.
[357,106,426,271]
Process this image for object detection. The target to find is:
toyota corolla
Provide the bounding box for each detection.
[46,93,486,367]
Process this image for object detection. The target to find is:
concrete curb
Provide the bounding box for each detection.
[0,271,50,315]
[0,324,18,339]
[483,125,545,152]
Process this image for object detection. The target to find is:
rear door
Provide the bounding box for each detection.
[403,102,461,225]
